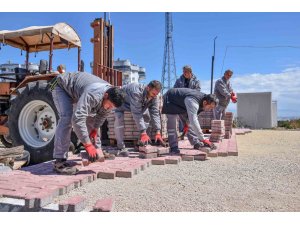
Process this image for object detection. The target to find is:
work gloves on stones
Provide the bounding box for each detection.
[154,132,163,143]
[140,133,151,145]
[201,139,214,148]
[231,92,237,103]
[83,143,104,162]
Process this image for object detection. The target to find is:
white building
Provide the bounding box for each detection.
[113,59,146,85]
[0,61,39,82]
[237,92,277,129]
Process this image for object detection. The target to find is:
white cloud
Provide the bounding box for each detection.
[201,67,300,118]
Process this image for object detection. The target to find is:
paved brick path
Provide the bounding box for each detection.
[0,129,249,212]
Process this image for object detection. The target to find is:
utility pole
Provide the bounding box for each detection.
[161,12,177,94]
[210,36,217,94]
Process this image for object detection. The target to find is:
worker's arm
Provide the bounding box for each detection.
[193,76,201,91]
[173,78,181,88]
[184,97,205,141]
[129,90,147,133]
[215,80,231,99]
[72,92,100,145]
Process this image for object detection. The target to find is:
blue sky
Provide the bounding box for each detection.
[0,12,300,118]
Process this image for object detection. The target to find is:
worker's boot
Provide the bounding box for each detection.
[103,150,115,160]
[169,146,180,155]
[118,149,129,157]
[53,159,79,175]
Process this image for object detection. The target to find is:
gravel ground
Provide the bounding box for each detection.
[53,130,300,211]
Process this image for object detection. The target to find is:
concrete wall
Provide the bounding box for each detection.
[272,101,278,127]
[237,92,275,129]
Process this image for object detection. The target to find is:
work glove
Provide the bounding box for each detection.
[201,139,213,148]
[154,132,164,143]
[140,133,151,145]
[183,124,189,134]
[89,128,98,142]
[83,143,99,162]
[231,92,237,103]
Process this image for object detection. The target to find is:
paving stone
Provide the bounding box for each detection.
[59,195,86,212]
[92,198,115,212]
[151,157,166,165]
[97,169,116,179]
[181,155,194,161]
[139,145,158,153]
[165,156,181,164]
[25,191,54,208]
[139,152,158,159]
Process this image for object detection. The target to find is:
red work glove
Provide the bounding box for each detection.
[183,124,189,134]
[89,128,98,142]
[231,92,237,103]
[140,133,151,145]
[83,143,98,162]
[201,139,213,148]
[155,132,163,143]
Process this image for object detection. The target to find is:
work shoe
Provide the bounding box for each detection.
[118,149,130,157]
[169,146,180,155]
[53,159,79,175]
[193,142,204,150]
[103,151,115,160]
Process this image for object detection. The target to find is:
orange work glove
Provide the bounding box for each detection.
[155,132,163,143]
[89,128,98,142]
[231,92,237,103]
[183,124,189,134]
[83,143,98,162]
[140,133,151,145]
[201,139,213,148]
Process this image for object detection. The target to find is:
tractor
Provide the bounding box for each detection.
[0,23,83,164]
[0,19,121,164]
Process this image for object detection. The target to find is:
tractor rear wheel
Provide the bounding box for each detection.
[8,81,58,164]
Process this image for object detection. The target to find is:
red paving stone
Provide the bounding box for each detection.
[59,195,86,212]
[93,198,115,212]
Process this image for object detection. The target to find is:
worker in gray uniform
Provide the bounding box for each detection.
[173,65,201,143]
[214,69,237,120]
[162,88,218,154]
[174,65,201,90]
[114,80,163,156]
[52,71,125,175]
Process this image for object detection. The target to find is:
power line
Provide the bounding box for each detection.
[220,45,300,75]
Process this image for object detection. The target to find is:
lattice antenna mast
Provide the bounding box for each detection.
[161,12,177,94]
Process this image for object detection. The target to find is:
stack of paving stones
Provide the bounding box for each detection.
[209,120,225,143]
[138,145,170,159]
[107,112,140,141]
[198,109,214,129]
[224,112,233,139]
[107,95,169,142]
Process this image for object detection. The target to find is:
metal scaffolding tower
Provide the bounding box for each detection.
[161,12,177,94]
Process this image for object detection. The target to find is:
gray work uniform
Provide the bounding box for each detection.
[173,74,201,91]
[52,72,112,159]
[173,74,201,145]
[114,83,161,149]
[162,88,206,149]
[214,76,233,120]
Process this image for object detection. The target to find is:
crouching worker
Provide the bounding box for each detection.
[114,80,163,157]
[162,88,218,154]
[51,71,125,175]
